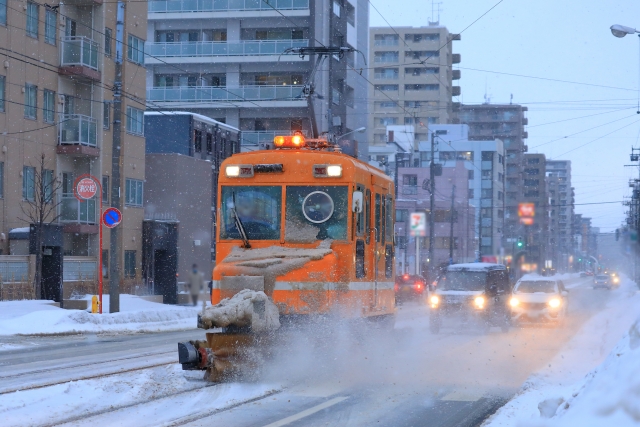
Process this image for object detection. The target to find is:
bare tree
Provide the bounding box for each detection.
[19,153,63,300]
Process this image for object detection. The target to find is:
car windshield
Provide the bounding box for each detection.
[220,186,282,240]
[285,186,348,242]
[515,280,556,293]
[438,271,487,291]
[596,275,609,280]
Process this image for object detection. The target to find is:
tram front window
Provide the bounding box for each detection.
[285,186,348,242]
[220,186,281,240]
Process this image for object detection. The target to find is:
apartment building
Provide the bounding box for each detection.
[418,124,505,257]
[0,0,147,295]
[546,160,574,271]
[395,162,475,275]
[459,103,528,255]
[368,25,460,148]
[522,153,548,271]
[146,0,369,152]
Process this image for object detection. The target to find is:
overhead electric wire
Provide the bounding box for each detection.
[552,118,640,158]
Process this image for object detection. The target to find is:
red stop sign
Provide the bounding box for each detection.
[76,178,98,200]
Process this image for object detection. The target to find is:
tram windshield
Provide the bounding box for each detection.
[220,186,281,240]
[285,186,348,242]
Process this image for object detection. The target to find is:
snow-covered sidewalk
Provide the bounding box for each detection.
[483,277,640,427]
[0,295,206,336]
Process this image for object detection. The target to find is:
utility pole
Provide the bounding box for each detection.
[428,130,445,278]
[449,184,456,261]
[109,2,125,313]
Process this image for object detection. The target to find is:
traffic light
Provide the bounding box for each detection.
[516,237,524,248]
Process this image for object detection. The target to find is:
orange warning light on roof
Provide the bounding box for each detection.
[274,134,306,148]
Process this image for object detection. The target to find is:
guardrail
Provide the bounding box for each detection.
[146,39,308,58]
[149,0,309,13]
[147,85,304,102]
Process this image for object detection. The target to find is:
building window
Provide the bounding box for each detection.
[43,90,55,123]
[43,169,54,203]
[44,9,56,44]
[125,178,143,206]
[481,151,493,161]
[24,84,37,119]
[332,1,340,16]
[26,2,38,38]
[0,0,6,26]
[468,189,474,199]
[0,75,5,112]
[405,84,439,91]
[102,175,109,204]
[124,250,136,278]
[23,166,35,201]
[103,102,110,129]
[376,101,398,108]
[126,106,144,135]
[379,117,397,126]
[374,84,399,92]
[468,170,474,180]
[373,51,399,63]
[127,34,145,64]
[105,28,112,57]
[374,68,399,79]
[345,2,355,26]
[395,209,408,222]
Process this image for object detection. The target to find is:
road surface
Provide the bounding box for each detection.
[0,276,618,427]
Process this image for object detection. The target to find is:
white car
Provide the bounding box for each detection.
[509,276,568,325]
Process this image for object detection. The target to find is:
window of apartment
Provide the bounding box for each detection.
[405,33,439,42]
[427,117,438,124]
[498,154,504,164]
[375,84,398,92]
[524,179,539,186]
[527,157,540,164]
[127,34,145,64]
[43,90,55,123]
[403,174,417,186]
[23,166,35,201]
[481,151,493,161]
[105,28,112,57]
[126,106,144,135]
[0,75,5,112]
[481,188,492,199]
[405,67,439,76]
[374,68,398,79]
[405,84,439,91]
[482,170,492,179]
[24,84,37,119]
[468,189,474,199]
[374,34,399,46]
[440,151,473,161]
[102,176,109,204]
[405,50,438,60]
[45,9,56,45]
[373,51,398,63]
[124,250,136,278]
[0,0,6,26]
[377,101,398,108]
[524,168,539,175]
[498,191,503,201]
[345,2,355,26]
[404,117,416,125]
[26,2,38,38]
[395,209,408,222]
[254,29,302,40]
[332,0,340,16]
[125,178,143,206]
[103,102,110,129]
[468,170,474,180]
[43,169,54,203]
[379,117,397,126]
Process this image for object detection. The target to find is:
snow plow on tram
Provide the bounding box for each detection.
[177,133,396,381]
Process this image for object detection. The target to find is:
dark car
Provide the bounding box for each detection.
[394,274,427,302]
[429,263,512,334]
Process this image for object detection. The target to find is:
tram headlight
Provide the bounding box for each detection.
[225,165,240,177]
[474,296,485,308]
[326,165,342,177]
[225,165,253,178]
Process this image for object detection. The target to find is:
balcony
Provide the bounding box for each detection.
[60,195,99,234]
[452,53,461,64]
[241,130,309,147]
[149,0,309,14]
[452,86,461,96]
[145,39,308,64]
[147,85,305,106]
[59,37,101,81]
[452,70,461,80]
[57,115,99,157]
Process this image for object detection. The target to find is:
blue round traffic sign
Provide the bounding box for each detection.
[102,208,122,228]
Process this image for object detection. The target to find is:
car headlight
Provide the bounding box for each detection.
[474,296,485,308]
[430,295,440,307]
[548,298,561,308]
[509,297,519,307]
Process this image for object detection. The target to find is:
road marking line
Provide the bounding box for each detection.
[261,396,349,427]
[440,390,484,402]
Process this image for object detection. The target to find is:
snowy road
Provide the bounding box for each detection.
[0,276,629,427]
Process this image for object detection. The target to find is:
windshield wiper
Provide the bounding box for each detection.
[232,192,251,249]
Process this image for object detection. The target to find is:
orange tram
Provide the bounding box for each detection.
[178,134,396,379]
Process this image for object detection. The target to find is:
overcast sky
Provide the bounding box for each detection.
[370,0,640,232]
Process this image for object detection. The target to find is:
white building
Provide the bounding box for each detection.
[146,0,369,153]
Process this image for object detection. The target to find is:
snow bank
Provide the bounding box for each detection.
[199,289,280,332]
[0,295,204,335]
[483,276,640,427]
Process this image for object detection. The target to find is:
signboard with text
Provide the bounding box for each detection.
[410,212,427,237]
[518,203,535,225]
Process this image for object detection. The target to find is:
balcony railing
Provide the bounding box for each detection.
[241,130,309,146]
[373,39,399,47]
[149,0,309,12]
[61,195,97,224]
[147,85,304,102]
[59,115,98,147]
[61,36,99,70]
[146,39,308,58]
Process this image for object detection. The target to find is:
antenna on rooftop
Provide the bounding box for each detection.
[510,93,513,105]
[429,0,442,25]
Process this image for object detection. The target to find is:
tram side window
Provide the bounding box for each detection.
[356,240,365,278]
[375,194,381,242]
[365,189,371,244]
[385,244,393,278]
[355,184,366,237]
[385,196,394,243]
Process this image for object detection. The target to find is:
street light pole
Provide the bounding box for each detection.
[428,130,446,279]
